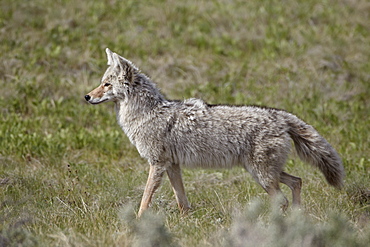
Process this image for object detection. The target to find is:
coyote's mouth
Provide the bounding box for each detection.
[89,98,109,105]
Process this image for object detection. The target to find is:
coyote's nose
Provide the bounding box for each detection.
[84,95,91,101]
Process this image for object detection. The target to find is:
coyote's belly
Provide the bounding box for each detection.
[169,138,248,169]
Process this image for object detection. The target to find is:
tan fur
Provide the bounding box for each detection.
[88,85,105,99]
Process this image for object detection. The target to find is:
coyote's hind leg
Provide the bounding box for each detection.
[248,166,289,211]
[263,181,289,211]
[280,171,302,206]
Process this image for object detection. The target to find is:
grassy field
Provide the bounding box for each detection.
[1,0,369,246]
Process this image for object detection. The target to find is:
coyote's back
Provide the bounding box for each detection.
[85,48,344,216]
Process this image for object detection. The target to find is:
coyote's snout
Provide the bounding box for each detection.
[85,48,344,217]
[85,83,112,104]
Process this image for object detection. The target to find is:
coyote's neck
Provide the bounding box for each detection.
[114,85,167,145]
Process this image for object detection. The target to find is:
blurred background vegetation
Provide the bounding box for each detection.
[0,0,369,246]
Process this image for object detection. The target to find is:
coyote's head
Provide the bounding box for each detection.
[85,48,141,104]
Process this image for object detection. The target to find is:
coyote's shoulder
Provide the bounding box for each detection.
[85,48,344,217]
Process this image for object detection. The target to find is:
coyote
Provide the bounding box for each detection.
[85,48,344,217]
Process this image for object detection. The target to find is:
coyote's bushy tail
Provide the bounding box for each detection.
[286,114,344,188]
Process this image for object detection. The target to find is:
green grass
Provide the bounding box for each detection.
[1,0,369,246]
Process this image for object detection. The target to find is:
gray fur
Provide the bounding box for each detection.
[85,48,344,215]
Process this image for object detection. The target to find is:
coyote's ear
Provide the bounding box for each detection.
[112,53,139,84]
[106,48,114,66]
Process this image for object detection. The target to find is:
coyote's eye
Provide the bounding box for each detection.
[104,83,111,87]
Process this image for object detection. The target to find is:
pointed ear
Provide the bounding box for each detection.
[112,53,122,68]
[106,48,114,66]
[112,53,139,83]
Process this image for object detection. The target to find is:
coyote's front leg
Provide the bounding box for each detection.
[166,163,191,213]
[138,163,166,217]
